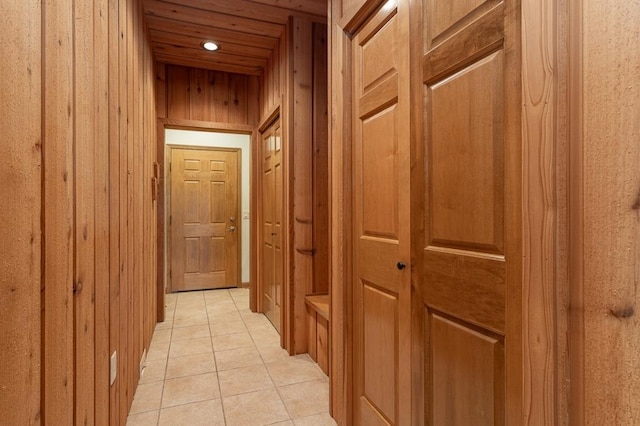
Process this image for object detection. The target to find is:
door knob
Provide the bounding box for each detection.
[228,226,236,232]
[397,262,406,270]
[230,216,236,222]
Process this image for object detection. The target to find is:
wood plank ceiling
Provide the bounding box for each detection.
[142,0,327,75]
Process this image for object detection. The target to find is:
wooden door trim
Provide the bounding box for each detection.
[256,109,287,340]
[256,104,281,318]
[329,8,355,425]
[166,145,242,292]
[156,119,255,316]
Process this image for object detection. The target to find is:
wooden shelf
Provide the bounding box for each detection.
[305,294,329,320]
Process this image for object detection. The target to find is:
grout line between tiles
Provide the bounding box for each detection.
[205,288,229,426]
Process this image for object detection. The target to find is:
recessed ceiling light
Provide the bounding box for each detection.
[202,41,219,51]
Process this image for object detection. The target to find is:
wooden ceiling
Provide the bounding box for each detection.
[142,0,328,76]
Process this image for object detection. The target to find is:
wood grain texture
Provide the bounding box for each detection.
[16,0,159,423]
[0,0,42,423]
[108,0,122,421]
[312,22,330,295]
[521,0,557,422]
[94,0,111,423]
[328,2,352,421]
[41,0,76,422]
[580,0,640,422]
[292,16,314,354]
[141,0,327,76]
[566,0,584,423]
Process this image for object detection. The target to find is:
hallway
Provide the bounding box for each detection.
[126,289,335,426]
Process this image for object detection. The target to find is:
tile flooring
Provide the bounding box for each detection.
[126,288,336,426]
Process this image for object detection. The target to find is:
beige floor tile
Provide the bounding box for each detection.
[155,320,173,331]
[169,337,213,358]
[166,352,217,379]
[212,331,255,352]
[218,364,274,396]
[279,380,329,419]
[215,346,263,371]
[176,291,204,301]
[162,372,220,408]
[204,292,233,303]
[266,356,324,387]
[232,297,249,307]
[129,381,163,414]
[250,327,281,346]
[210,319,248,337]
[126,409,159,426]
[173,316,209,328]
[238,307,256,317]
[209,311,242,323]
[223,389,289,426]
[139,358,167,384]
[158,399,225,426]
[147,339,171,361]
[173,309,208,322]
[293,412,337,426]
[151,328,172,343]
[269,421,294,426]
[207,305,239,316]
[171,324,211,341]
[243,315,275,331]
[258,345,291,364]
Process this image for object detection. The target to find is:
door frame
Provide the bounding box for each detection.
[256,105,290,349]
[166,144,242,293]
[156,119,256,320]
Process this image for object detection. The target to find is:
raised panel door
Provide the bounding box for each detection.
[422,0,520,424]
[262,119,283,333]
[352,3,411,425]
[170,147,240,291]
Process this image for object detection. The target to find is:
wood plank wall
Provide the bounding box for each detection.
[258,21,329,354]
[1,0,158,423]
[155,63,259,124]
[571,1,640,423]
[0,1,42,424]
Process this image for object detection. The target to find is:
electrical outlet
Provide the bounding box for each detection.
[110,351,117,386]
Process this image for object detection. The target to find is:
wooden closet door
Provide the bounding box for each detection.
[421,0,521,424]
[351,2,412,425]
[262,119,283,333]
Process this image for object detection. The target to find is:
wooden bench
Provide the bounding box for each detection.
[305,294,329,375]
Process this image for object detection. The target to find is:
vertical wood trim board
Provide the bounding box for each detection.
[292,16,314,354]
[42,0,75,423]
[579,1,640,423]
[567,0,584,423]
[521,0,558,422]
[0,1,42,424]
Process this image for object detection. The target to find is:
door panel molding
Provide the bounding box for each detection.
[167,145,241,292]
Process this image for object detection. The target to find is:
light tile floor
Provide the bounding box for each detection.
[126,288,336,426]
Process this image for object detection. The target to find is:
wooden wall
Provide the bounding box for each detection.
[257,20,329,354]
[1,0,158,423]
[569,0,640,423]
[0,1,42,423]
[156,63,259,124]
